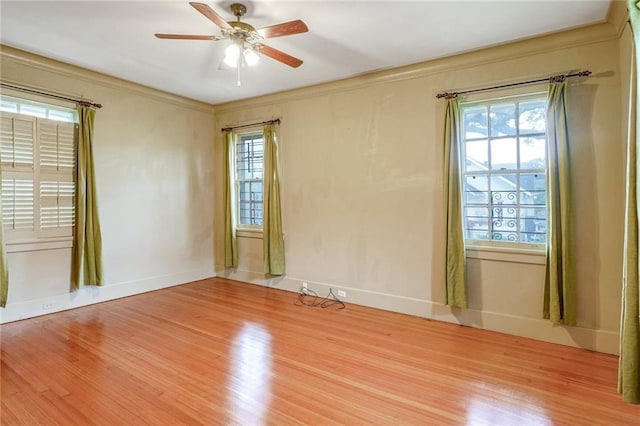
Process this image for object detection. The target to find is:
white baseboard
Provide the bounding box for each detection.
[0,268,216,324]
[216,266,620,355]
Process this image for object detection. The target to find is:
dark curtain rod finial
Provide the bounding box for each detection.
[436,92,458,99]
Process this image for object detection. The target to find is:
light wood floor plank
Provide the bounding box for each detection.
[1,277,638,425]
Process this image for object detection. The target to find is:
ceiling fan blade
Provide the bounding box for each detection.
[155,34,219,40]
[256,44,303,68]
[189,2,232,30]
[257,20,309,39]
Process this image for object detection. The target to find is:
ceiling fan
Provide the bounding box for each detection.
[155,2,308,69]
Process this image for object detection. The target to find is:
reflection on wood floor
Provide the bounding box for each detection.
[1,277,638,424]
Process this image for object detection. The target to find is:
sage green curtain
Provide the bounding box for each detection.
[223,131,238,268]
[619,3,640,404]
[73,106,103,287]
[443,98,466,308]
[262,124,285,275]
[0,160,7,307]
[543,80,576,325]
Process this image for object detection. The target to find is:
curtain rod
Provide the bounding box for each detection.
[221,118,280,132]
[435,70,592,99]
[0,82,102,109]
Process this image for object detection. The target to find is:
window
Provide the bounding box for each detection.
[235,132,264,228]
[1,96,77,242]
[461,95,547,246]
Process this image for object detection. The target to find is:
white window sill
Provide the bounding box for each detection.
[5,238,72,253]
[466,244,545,265]
[236,229,263,239]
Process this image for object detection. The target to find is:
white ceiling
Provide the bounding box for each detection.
[0,0,612,105]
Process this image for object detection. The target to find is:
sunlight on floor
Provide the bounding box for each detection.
[226,322,273,423]
[465,381,551,426]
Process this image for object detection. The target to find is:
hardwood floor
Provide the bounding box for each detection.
[1,278,638,425]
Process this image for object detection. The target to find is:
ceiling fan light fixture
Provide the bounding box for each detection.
[224,43,240,67]
[243,47,259,66]
[224,42,259,68]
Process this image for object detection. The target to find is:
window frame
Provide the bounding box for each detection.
[459,93,548,252]
[233,130,264,232]
[0,95,78,252]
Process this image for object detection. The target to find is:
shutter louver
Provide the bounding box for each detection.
[1,116,34,168]
[39,120,75,170]
[40,181,74,229]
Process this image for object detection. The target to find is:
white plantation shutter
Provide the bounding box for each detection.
[38,119,75,237]
[0,110,76,241]
[1,114,37,239]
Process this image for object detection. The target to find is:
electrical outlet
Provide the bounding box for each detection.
[302,282,308,289]
[42,302,57,310]
[337,290,347,298]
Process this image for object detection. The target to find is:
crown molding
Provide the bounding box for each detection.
[608,0,629,38]
[0,44,214,114]
[214,20,621,114]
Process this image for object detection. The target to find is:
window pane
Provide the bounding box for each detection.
[492,205,517,220]
[520,173,545,205]
[490,103,516,137]
[467,230,489,240]
[464,175,488,204]
[463,106,488,139]
[0,100,18,113]
[465,189,488,205]
[19,104,47,118]
[236,136,264,180]
[47,109,74,123]
[519,99,546,135]
[465,140,488,171]
[490,138,517,170]
[251,181,263,201]
[465,175,487,191]
[520,136,545,169]
[464,206,489,240]
[492,219,517,236]
[490,174,517,205]
[520,207,546,219]
[520,207,546,243]
[520,173,545,191]
[239,202,251,224]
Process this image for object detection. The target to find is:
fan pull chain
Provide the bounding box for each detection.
[236,53,242,87]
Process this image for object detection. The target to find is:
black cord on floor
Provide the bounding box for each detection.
[296,287,346,310]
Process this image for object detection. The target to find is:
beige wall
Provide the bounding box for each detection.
[214,20,627,353]
[0,46,216,322]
